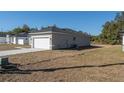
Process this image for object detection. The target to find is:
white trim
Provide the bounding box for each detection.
[29,31,52,35]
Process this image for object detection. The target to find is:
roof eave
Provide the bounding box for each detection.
[29,31,52,35]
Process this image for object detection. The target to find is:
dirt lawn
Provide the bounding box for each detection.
[0,44,124,82]
[0,44,30,51]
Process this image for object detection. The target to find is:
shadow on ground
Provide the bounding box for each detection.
[1,62,124,74]
[56,45,103,51]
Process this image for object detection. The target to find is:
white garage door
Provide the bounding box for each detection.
[18,39,24,45]
[33,37,50,49]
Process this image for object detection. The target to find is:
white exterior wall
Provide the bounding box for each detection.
[30,34,52,49]
[28,37,32,45]
[0,37,6,44]
[52,32,90,49]
[17,37,29,45]
[11,37,17,44]
[6,35,10,44]
[6,35,29,45]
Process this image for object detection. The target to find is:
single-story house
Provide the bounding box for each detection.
[0,34,6,44]
[6,33,29,45]
[29,26,90,50]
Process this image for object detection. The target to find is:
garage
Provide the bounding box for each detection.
[33,37,50,49]
[18,39,24,45]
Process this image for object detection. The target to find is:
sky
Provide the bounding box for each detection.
[0,11,117,35]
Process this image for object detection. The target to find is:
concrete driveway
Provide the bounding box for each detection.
[0,48,44,57]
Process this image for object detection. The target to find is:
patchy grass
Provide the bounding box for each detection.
[0,44,30,51]
[0,45,124,82]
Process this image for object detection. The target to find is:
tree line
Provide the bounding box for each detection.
[91,12,124,45]
[0,24,38,35]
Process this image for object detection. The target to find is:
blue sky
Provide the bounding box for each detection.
[0,11,117,35]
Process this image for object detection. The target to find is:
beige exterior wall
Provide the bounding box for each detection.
[52,32,90,49]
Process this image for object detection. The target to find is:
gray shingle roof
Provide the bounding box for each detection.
[41,26,76,33]
[8,32,28,37]
[29,26,89,37]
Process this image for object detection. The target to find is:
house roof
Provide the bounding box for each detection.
[29,25,89,37]
[16,33,28,37]
[0,33,6,37]
[9,32,28,37]
[40,26,78,34]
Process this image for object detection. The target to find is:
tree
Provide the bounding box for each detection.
[30,27,38,32]
[8,24,31,35]
[22,24,30,33]
[11,27,22,34]
[92,12,124,45]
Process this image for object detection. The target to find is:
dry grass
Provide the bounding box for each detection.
[0,44,30,51]
[0,45,124,82]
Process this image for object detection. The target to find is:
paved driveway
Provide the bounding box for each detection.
[0,48,44,57]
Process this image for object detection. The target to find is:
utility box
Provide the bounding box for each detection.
[0,57,9,69]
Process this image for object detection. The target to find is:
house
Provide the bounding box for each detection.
[29,26,90,50]
[6,33,29,45]
[0,34,6,44]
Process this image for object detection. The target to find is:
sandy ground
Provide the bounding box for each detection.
[0,44,124,82]
[0,44,30,51]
